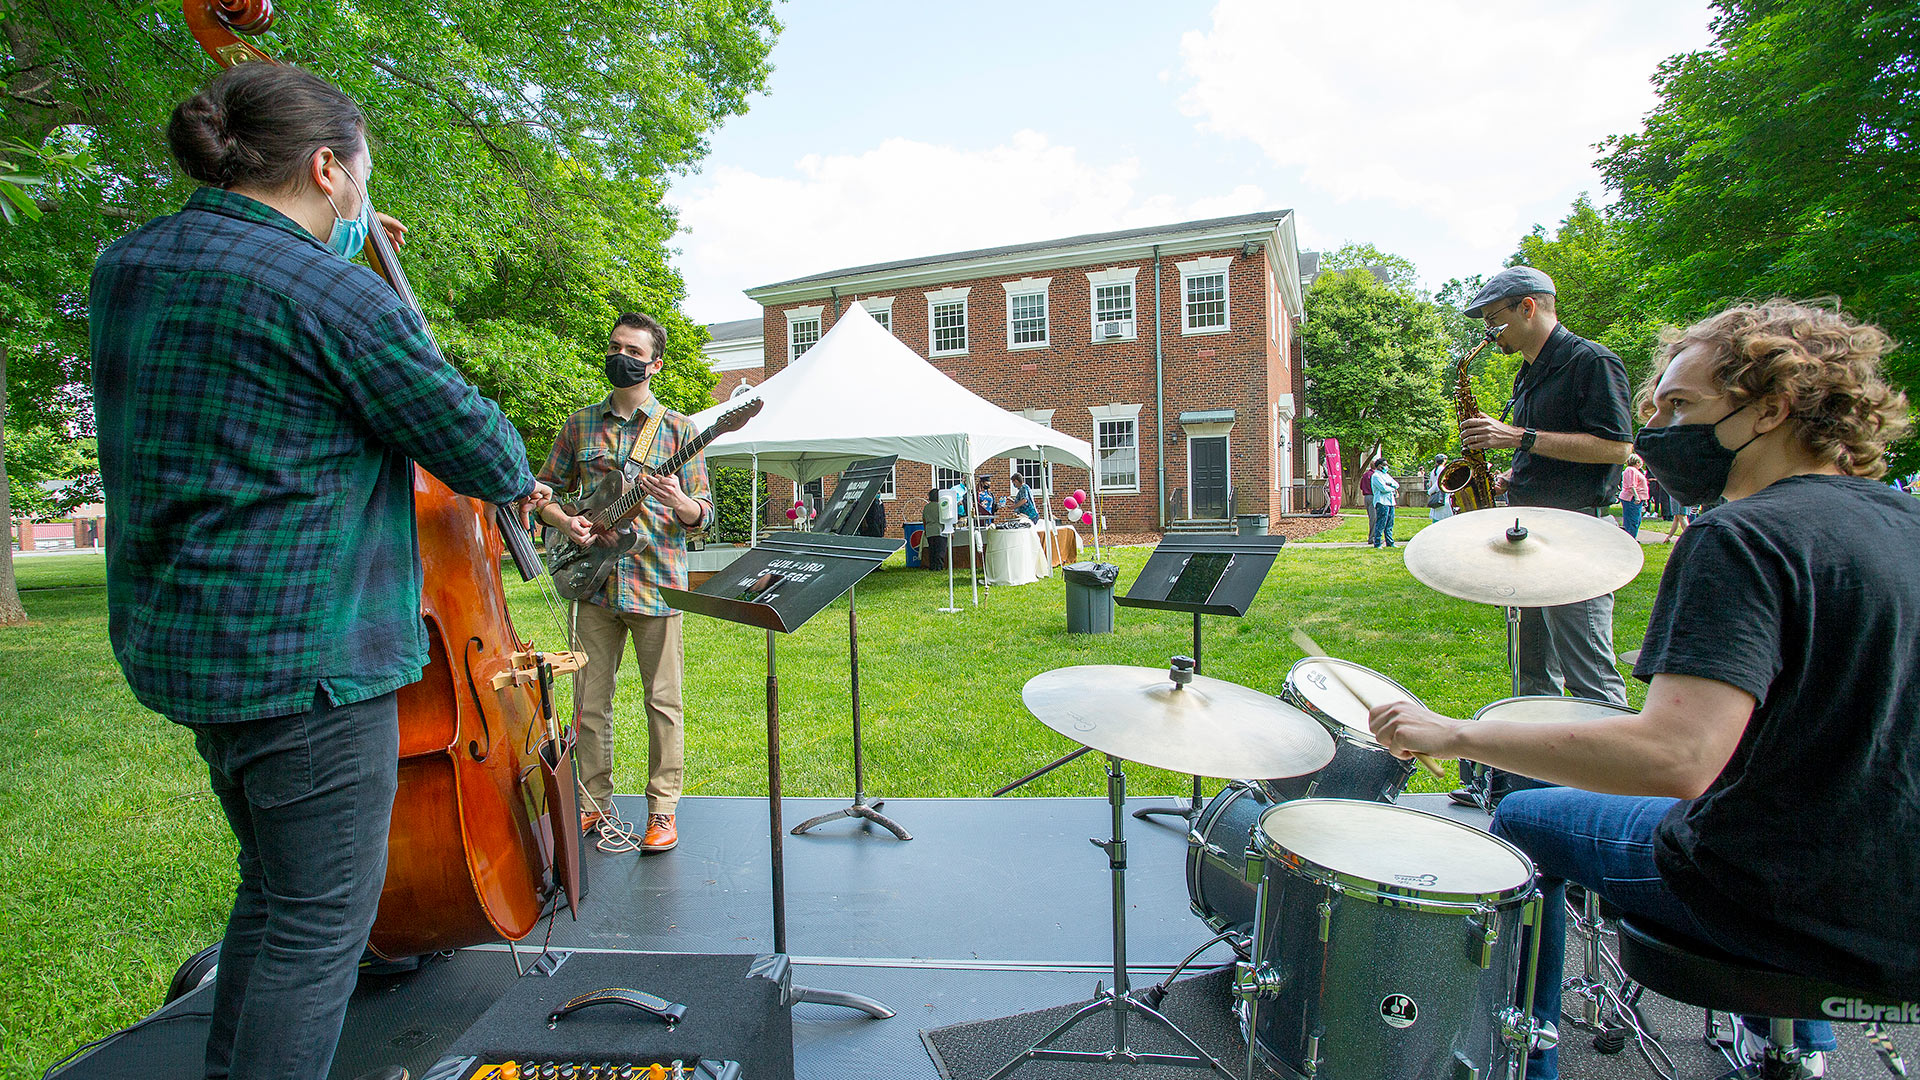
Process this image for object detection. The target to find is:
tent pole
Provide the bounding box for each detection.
[1090,454,1104,561]
[750,453,760,546]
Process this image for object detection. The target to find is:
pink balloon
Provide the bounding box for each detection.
[1080,511,1094,525]
[1073,489,1088,503]
[785,507,799,520]
[1062,495,1078,511]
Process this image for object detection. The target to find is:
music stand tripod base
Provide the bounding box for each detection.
[985,755,1234,1080]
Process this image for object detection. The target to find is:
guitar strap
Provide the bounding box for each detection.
[620,408,667,482]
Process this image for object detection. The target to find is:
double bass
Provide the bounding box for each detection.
[182,0,585,958]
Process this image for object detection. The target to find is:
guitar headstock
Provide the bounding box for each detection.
[712,397,764,434]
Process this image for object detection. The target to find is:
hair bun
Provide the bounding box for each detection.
[167,91,236,186]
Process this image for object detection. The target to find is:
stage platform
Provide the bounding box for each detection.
[57,793,1911,1080]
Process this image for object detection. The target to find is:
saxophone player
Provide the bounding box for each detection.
[1457,267,1635,806]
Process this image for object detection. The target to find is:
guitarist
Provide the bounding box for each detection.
[535,313,712,853]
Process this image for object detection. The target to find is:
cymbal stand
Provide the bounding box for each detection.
[791,585,911,840]
[986,753,1234,1080]
[1135,613,1208,824]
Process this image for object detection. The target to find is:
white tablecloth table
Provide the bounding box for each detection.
[981,527,1049,586]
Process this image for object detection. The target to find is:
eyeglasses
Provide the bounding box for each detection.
[1483,299,1525,325]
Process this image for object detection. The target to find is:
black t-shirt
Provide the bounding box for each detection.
[1507,325,1633,510]
[1636,475,1920,993]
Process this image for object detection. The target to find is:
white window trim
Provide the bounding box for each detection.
[1089,403,1144,495]
[785,304,824,361]
[1003,277,1051,351]
[1086,267,1140,343]
[877,463,898,501]
[927,286,970,357]
[1178,254,1233,336]
[1185,429,1232,518]
[860,296,894,317]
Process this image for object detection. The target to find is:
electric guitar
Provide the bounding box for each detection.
[544,398,762,601]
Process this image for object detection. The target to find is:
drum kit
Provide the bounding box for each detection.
[991,508,1648,1080]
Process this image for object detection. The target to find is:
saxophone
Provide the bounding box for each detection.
[1436,324,1505,512]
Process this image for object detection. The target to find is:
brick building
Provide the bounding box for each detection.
[701,210,1315,535]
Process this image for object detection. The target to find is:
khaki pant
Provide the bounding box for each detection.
[570,602,684,815]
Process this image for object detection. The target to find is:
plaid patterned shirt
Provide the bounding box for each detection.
[539,394,713,616]
[90,187,535,725]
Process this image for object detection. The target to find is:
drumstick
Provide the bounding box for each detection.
[1289,629,1446,779]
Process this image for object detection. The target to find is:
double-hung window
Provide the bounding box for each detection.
[1088,403,1143,494]
[928,286,970,356]
[1004,277,1050,349]
[1086,267,1139,342]
[787,304,824,361]
[1178,255,1232,334]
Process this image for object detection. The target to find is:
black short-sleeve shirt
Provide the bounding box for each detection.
[1635,475,1920,993]
[1507,325,1633,510]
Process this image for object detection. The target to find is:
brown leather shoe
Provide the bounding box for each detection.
[642,813,677,852]
[580,810,607,834]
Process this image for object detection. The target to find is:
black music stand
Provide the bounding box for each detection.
[788,458,911,841]
[990,534,1285,802]
[659,530,902,1019]
[1118,535,1286,825]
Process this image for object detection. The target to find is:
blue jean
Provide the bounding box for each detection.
[1370,501,1395,546]
[1622,499,1643,537]
[1492,788,1834,1080]
[186,688,399,1080]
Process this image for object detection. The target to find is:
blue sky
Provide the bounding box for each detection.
[667,0,1719,325]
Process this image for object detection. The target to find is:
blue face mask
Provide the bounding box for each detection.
[322,165,370,261]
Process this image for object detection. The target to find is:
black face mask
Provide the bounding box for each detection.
[605,351,651,388]
[1633,402,1763,506]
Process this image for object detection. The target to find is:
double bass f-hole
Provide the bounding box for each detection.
[462,636,495,762]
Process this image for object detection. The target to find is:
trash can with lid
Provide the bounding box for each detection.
[1063,561,1118,634]
[904,522,925,568]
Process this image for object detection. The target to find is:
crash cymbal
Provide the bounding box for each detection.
[1023,665,1335,779]
[1404,506,1644,607]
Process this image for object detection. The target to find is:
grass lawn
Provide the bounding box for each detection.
[1290,508,1438,544]
[0,539,1671,1076]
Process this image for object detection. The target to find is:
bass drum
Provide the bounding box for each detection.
[1270,658,1418,804]
[1242,799,1540,1080]
[1185,780,1272,954]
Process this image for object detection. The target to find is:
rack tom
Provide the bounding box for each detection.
[1272,658,1419,804]
[1238,799,1540,1080]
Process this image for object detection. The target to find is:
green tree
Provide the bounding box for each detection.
[1301,266,1454,471]
[1510,193,1666,406]
[1597,0,1919,465]
[1317,241,1422,297]
[2,1,774,602]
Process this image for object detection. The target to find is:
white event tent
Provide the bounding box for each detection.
[689,303,1100,606]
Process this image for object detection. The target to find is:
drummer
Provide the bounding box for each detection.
[1369,300,1920,1080]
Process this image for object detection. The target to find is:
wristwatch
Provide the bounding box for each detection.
[1518,428,1538,453]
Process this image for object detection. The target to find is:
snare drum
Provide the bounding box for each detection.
[1271,658,1419,804]
[1240,799,1540,1080]
[1185,781,1271,952]
[1469,697,1637,801]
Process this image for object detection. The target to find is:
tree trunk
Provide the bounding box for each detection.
[0,339,29,626]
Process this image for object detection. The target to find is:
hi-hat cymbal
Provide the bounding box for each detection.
[1404,506,1644,607]
[1023,666,1335,779]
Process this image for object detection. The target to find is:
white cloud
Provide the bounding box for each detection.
[1176,0,1715,287]
[672,131,1269,323]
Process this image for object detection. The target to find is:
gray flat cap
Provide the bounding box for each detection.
[1464,266,1556,318]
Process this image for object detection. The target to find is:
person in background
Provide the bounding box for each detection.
[975,474,999,518]
[1006,469,1040,522]
[920,488,948,570]
[1370,461,1401,548]
[858,489,887,539]
[1426,452,1454,522]
[1620,453,1650,537]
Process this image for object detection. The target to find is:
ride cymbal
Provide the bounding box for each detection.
[1023,665,1335,779]
[1404,506,1644,607]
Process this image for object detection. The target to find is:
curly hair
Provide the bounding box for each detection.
[1639,299,1911,478]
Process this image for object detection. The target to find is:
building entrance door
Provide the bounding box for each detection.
[1191,437,1229,518]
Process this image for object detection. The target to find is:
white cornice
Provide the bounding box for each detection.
[702,336,764,372]
[746,219,1295,305]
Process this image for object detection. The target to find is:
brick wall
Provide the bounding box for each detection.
[747,246,1299,538]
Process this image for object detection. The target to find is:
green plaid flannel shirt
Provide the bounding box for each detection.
[539,394,712,616]
[90,188,535,725]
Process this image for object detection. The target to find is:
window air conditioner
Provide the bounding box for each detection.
[1100,321,1129,339]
